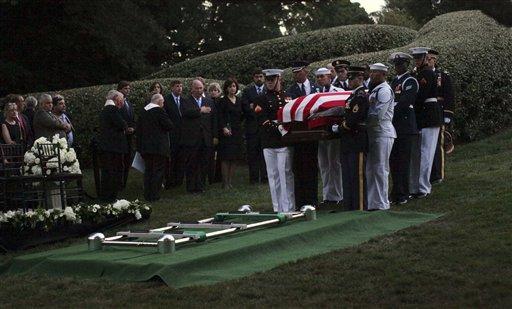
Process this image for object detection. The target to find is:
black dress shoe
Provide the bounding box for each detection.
[411,192,429,199]
[398,197,409,205]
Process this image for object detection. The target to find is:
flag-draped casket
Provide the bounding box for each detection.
[276,91,351,143]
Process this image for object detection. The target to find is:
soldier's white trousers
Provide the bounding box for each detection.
[409,127,440,194]
[318,139,343,202]
[366,136,394,210]
[263,147,295,212]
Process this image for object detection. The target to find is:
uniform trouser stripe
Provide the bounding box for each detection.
[358,152,364,211]
[440,125,445,179]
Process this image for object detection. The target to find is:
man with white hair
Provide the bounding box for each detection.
[366,63,396,211]
[136,93,174,201]
[97,90,131,202]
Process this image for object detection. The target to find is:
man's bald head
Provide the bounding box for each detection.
[191,79,204,99]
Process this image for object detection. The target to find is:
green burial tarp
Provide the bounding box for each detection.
[0,210,440,288]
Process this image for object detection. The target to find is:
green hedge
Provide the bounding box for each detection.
[148,24,418,84]
[286,11,512,141]
[30,77,225,166]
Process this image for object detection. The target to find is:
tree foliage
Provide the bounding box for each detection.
[0,0,371,95]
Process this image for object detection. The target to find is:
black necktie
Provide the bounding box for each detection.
[300,83,306,96]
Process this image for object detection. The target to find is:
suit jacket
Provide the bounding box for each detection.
[391,73,419,136]
[17,113,34,146]
[136,106,174,157]
[97,104,128,154]
[163,94,182,150]
[33,108,66,140]
[286,79,318,99]
[333,78,349,90]
[120,99,136,127]
[241,84,266,135]
[179,96,218,147]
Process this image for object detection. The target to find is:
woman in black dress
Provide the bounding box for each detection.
[1,103,22,145]
[218,78,243,189]
[208,82,223,184]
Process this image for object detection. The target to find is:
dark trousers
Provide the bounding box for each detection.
[340,152,367,211]
[246,133,267,183]
[208,147,221,184]
[183,143,212,193]
[293,142,319,208]
[390,135,414,201]
[122,138,133,188]
[431,125,445,182]
[142,153,167,201]
[99,152,125,202]
[165,146,184,188]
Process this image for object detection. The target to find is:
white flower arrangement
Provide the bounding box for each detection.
[23,134,81,176]
[0,200,151,232]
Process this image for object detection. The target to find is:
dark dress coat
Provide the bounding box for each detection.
[218,96,243,160]
[136,106,174,157]
[179,96,218,147]
[97,104,128,154]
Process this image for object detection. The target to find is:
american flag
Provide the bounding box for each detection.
[278,91,351,129]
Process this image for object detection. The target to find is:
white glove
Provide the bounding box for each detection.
[444,117,451,124]
[332,124,339,133]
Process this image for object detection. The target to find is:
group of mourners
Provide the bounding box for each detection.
[79,46,454,211]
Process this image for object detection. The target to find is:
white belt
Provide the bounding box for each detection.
[425,98,437,103]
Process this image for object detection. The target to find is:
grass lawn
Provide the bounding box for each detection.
[1,129,511,307]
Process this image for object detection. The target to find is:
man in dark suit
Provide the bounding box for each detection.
[97,90,130,202]
[117,81,136,188]
[163,79,184,188]
[241,68,267,184]
[12,94,34,148]
[137,94,174,201]
[180,79,218,193]
[389,52,419,205]
[286,61,320,208]
[332,59,351,90]
[286,60,318,98]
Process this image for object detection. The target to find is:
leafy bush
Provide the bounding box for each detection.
[148,24,418,84]
[285,11,512,141]
[30,77,224,166]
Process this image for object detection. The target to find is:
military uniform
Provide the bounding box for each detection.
[315,68,344,204]
[431,66,454,183]
[338,83,369,211]
[409,47,442,197]
[366,63,396,211]
[331,59,350,90]
[389,52,419,204]
[287,61,320,208]
[255,69,294,212]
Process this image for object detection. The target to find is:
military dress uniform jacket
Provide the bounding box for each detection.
[339,86,369,153]
[367,81,396,138]
[391,73,419,136]
[286,79,318,99]
[255,91,288,149]
[413,67,442,129]
[434,68,455,121]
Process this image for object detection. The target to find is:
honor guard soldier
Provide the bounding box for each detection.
[255,69,295,212]
[315,67,344,207]
[287,61,320,208]
[427,49,454,184]
[366,63,396,211]
[331,59,351,90]
[388,52,419,205]
[409,47,443,199]
[334,66,369,211]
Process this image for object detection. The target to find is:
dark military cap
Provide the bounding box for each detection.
[331,59,351,68]
[291,60,310,72]
[347,66,366,79]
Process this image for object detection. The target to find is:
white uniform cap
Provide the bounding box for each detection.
[409,47,431,56]
[369,63,389,72]
[262,69,284,77]
[315,67,331,76]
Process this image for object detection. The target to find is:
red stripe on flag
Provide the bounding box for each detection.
[289,95,307,122]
